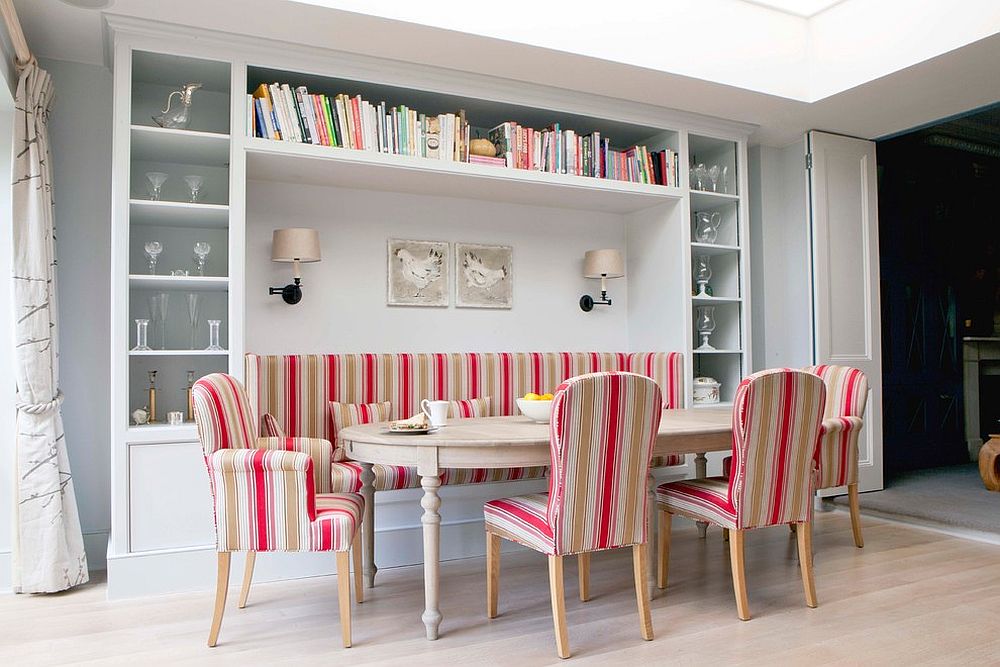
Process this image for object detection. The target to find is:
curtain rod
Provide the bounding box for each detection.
[0,0,31,69]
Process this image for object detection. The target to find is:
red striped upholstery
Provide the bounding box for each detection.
[804,365,869,488]
[245,352,686,493]
[193,373,363,553]
[658,369,826,530]
[448,397,490,418]
[485,372,663,555]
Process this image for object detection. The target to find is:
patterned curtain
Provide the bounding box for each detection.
[11,63,88,592]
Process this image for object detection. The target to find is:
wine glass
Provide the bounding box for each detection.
[144,241,163,275]
[696,306,717,350]
[145,172,168,201]
[694,254,712,296]
[694,212,722,244]
[193,242,211,276]
[183,175,204,202]
[187,293,201,350]
[708,165,721,192]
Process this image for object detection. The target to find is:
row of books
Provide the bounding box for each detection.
[487,122,678,186]
[249,83,470,161]
[246,83,678,187]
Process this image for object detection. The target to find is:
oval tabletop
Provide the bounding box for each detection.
[339,408,732,470]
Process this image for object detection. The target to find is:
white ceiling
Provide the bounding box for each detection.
[12,0,1000,146]
[743,0,845,17]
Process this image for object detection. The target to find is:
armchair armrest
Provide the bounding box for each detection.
[256,436,335,494]
[207,448,317,551]
[815,416,865,490]
[819,416,864,437]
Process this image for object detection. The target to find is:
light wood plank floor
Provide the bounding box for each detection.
[3,513,999,665]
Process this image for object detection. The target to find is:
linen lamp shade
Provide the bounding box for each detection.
[583,249,624,278]
[271,228,321,263]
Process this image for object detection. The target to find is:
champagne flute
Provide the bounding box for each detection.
[187,293,201,350]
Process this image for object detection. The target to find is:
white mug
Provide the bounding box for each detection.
[421,399,449,428]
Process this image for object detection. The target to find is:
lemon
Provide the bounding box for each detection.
[524,392,541,401]
[541,393,554,401]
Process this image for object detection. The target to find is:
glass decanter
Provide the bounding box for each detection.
[152,83,203,129]
[694,212,722,244]
[144,240,163,275]
[193,242,211,276]
[206,319,224,351]
[132,319,151,351]
[694,254,712,296]
[695,306,717,350]
[145,172,168,201]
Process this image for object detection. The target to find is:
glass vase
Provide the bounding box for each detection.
[206,319,224,351]
[132,319,151,351]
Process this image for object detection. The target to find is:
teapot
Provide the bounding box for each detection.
[153,82,203,129]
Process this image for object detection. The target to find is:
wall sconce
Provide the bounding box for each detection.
[269,228,321,305]
[580,249,624,312]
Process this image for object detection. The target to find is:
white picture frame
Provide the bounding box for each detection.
[455,243,513,309]
[387,238,450,307]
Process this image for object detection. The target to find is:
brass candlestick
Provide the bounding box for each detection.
[185,370,195,422]
[147,370,158,424]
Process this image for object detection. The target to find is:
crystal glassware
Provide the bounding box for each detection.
[145,172,168,201]
[691,163,708,191]
[206,319,224,351]
[152,83,202,129]
[183,174,204,202]
[187,293,201,350]
[132,319,151,351]
[193,242,211,276]
[148,292,169,350]
[694,254,712,296]
[721,165,731,194]
[694,212,722,244]
[144,240,163,275]
[695,305,717,350]
[708,164,721,192]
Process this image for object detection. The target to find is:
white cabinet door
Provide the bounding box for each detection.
[807,131,884,493]
[129,442,214,552]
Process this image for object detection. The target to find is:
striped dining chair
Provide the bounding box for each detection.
[656,368,825,621]
[483,372,663,659]
[192,373,364,648]
[805,364,870,548]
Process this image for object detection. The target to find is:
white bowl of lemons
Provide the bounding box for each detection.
[516,393,554,423]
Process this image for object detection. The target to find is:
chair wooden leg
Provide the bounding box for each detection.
[486,530,501,619]
[796,521,818,608]
[848,483,864,548]
[577,552,590,602]
[208,552,231,647]
[729,529,750,621]
[632,544,654,641]
[548,555,570,659]
[237,551,255,609]
[656,509,671,590]
[352,533,364,603]
[722,528,729,542]
[790,524,797,534]
[336,551,353,648]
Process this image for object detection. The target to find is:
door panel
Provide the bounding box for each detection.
[808,131,884,492]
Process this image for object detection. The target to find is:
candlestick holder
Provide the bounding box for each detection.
[147,370,159,423]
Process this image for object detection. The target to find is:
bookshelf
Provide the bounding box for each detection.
[107,18,751,596]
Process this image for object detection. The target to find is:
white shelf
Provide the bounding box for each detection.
[691,242,740,256]
[693,349,743,354]
[126,423,199,444]
[244,138,683,214]
[129,200,229,228]
[128,350,228,356]
[128,274,229,291]
[131,125,230,166]
[693,402,733,410]
[692,295,742,304]
[690,190,739,210]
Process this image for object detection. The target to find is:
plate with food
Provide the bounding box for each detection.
[387,413,438,435]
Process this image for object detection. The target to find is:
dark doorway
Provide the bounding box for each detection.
[877,106,1000,476]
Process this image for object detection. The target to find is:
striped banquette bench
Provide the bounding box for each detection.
[244,352,685,494]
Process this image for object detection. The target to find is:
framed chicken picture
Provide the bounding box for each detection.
[455,243,513,309]
[387,239,450,307]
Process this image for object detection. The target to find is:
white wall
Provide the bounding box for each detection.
[748,140,812,371]
[245,180,630,354]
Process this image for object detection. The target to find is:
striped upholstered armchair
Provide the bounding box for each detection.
[483,372,663,659]
[192,373,364,648]
[656,368,826,621]
[806,364,870,548]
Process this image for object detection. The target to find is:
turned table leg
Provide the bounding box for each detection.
[694,452,709,538]
[420,473,443,640]
[360,462,377,589]
[647,471,658,600]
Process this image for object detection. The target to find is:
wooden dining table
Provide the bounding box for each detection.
[339,407,733,641]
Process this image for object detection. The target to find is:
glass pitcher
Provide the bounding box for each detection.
[152,82,203,129]
[694,212,722,244]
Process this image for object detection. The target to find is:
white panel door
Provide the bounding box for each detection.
[807,131,883,493]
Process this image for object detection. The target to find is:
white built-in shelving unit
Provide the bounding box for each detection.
[107,16,751,596]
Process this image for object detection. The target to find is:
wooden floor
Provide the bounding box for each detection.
[3,512,999,665]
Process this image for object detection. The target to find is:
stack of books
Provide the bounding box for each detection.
[247,82,678,187]
[488,121,678,186]
[249,83,470,161]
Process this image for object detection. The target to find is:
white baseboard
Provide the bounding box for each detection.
[829,504,1000,546]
